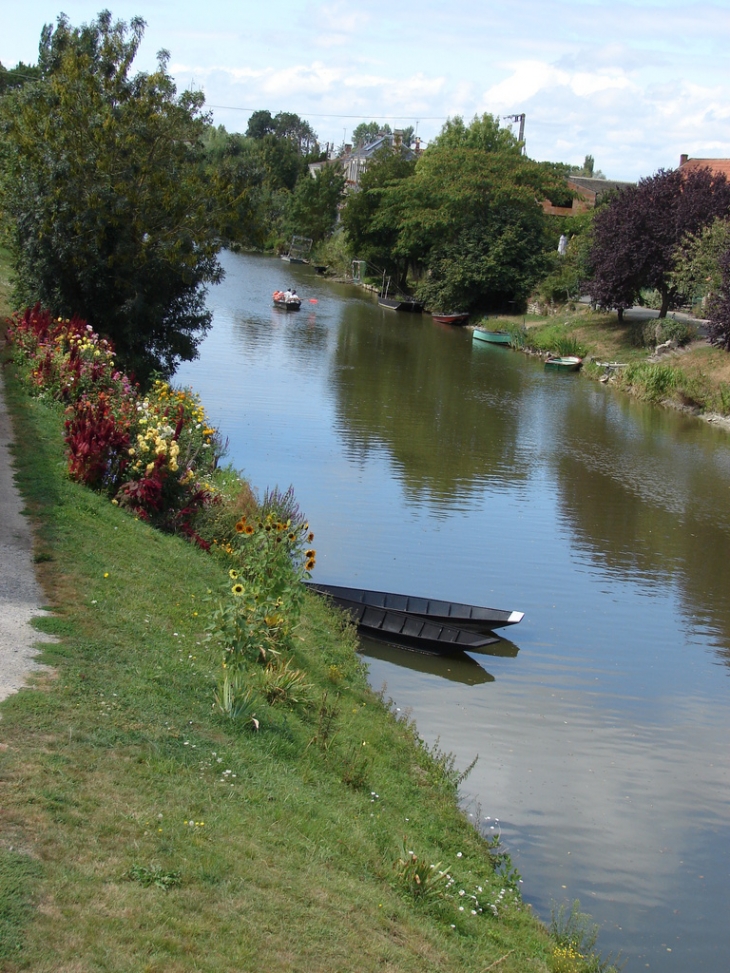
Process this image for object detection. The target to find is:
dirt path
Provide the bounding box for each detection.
[0,366,48,704]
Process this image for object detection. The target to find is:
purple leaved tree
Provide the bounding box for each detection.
[589,167,730,320]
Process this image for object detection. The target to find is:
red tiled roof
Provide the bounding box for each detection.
[679,157,730,179]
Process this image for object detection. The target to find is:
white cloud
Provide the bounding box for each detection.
[483,59,635,109]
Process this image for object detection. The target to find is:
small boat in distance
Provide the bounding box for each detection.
[473,327,512,345]
[272,290,302,310]
[378,293,424,312]
[378,273,424,312]
[280,235,313,264]
[306,582,524,632]
[432,312,470,326]
[544,355,583,371]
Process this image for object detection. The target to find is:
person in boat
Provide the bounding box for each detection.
[283,288,292,301]
[290,288,299,301]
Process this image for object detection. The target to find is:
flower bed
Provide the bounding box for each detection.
[6,305,222,547]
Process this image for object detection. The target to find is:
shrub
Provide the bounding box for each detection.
[628,317,696,348]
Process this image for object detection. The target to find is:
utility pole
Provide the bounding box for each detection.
[503,113,526,154]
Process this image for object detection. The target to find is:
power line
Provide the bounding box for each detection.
[207,104,448,121]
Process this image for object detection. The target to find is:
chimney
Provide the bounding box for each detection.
[680,154,688,167]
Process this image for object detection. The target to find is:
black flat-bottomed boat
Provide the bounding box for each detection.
[306,582,524,634]
[319,595,502,654]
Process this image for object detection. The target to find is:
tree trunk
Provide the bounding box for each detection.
[659,289,670,318]
[617,307,624,322]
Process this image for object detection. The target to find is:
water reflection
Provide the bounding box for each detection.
[330,313,531,501]
[358,636,494,685]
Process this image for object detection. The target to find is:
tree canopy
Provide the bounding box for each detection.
[245,109,319,156]
[342,114,564,312]
[0,11,223,382]
[588,167,730,319]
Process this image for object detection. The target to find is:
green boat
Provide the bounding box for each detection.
[472,327,512,345]
[544,355,583,371]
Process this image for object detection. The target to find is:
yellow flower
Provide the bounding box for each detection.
[231,583,245,596]
[229,569,239,580]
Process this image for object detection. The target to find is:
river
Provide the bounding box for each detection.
[176,250,730,971]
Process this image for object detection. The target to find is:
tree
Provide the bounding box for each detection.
[569,155,606,179]
[286,165,345,243]
[246,109,318,156]
[707,249,730,350]
[589,167,730,319]
[342,114,563,309]
[670,216,730,307]
[202,126,270,248]
[351,121,390,146]
[0,61,40,95]
[340,149,417,289]
[389,117,563,311]
[0,11,223,382]
[430,114,520,155]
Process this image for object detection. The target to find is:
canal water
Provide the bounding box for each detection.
[177,250,730,971]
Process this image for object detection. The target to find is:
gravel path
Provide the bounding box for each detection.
[0,367,49,704]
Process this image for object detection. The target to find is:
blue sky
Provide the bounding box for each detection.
[3,1,730,182]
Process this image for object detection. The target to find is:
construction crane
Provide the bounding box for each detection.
[503,113,526,153]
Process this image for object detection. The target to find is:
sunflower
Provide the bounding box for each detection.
[244,524,255,535]
[305,558,316,571]
[307,532,315,542]
[231,583,245,596]
[235,520,246,533]
[229,569,239,580]
[305,549,316,559]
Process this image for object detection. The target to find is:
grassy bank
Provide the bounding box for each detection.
[2,354,604,970]
[479,305,730,419]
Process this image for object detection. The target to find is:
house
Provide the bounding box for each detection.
[542,176,634,216]
[679,154,730,180]
[308,130,422,190]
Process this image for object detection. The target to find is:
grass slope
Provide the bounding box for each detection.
[0,375,555,972]
[485,307,730,418]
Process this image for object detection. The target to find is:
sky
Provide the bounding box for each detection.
[3,0,730,182]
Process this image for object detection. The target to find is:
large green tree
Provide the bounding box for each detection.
[342,114,562,310]
[340,149,417,290]
[286,165,345,243]
[0,11,222,382]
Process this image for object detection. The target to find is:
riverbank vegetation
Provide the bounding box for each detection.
[1,301,621,972]
[479,305,730,417]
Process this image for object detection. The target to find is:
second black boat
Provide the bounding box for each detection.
[324,596,502,655]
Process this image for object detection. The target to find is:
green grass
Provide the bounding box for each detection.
[0,367,574,972]
[489,304,730,417]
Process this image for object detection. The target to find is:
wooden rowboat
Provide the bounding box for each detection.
[544,355,583,371]
[472,328,512,345]
[306,582,523,632]
[432,312,470,326]
[273,291,302,311]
